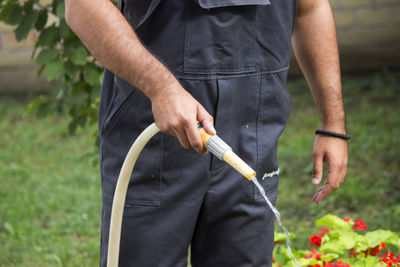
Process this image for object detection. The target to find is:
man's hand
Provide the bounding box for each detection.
[311,135,348,203]
[65,0,215,153]
[150,82,215,154]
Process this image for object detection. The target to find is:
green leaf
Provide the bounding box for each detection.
[64,60,79,80]
[14,9,38,41]
[70,46,88,66]
[320,240,346,254]
[337,230,361,249]
[315,214,352,230]
[37,64,46,77]
[85,64,101,86]
[351,256,386,267]
[52,0,63,14]
[36,99,53,119]
[59,18,69,38]
[38,25,59,46]
[298,257,321,267]
[46,60,64,81]
[275,232,296,243]
[34,9,48,31]
[365,230,399,248]
[55,2,65,18]
[22,1,33,12]
[71,81,88,95]
[27,97,46,114]
[27,96,52,118]
[0,2,17,23]
[35,49,59,65]
[320,253,338,262]
[9,5,23,25]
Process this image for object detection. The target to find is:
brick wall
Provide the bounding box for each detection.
[329,0,400,73]
[0,22,50,93]
[1,0,400,93]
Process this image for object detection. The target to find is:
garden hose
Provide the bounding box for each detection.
[107,122,256,267]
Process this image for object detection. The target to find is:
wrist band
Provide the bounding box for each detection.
[315,129,351,140]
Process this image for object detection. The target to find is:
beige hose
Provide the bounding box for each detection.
[107,123,160,267]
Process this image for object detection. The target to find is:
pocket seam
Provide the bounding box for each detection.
[101,87,136,136]
[271,73,291,107]
[99,84,117,136]
[103,192,161,207]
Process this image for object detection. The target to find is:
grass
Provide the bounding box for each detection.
[0,70,399,265]
[0,97,101,266]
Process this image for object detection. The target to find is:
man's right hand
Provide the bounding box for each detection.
[150,82,215,154]
[65,0,215,153]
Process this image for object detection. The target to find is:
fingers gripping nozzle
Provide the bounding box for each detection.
[198,125,256,180]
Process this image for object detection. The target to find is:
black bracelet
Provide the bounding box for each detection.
[315,129,351,140]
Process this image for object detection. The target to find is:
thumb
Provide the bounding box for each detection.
[197,105,215,135]
[312,153,324,185]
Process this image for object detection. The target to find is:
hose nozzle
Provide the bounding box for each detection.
[198,125,256,180]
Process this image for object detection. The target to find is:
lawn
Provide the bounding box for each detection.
[0,70,399,266]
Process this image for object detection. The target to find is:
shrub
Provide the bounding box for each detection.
[274,214,400,267]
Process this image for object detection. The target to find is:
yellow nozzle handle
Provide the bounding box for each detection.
[199,127,213,146]
[198,125,256,180]
[222,150,256,180]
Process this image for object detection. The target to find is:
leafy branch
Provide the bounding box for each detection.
[0,0,103,142]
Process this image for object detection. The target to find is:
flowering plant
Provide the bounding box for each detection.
[273,214,400,267]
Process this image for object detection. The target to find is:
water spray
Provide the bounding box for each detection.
[107,123,298,267]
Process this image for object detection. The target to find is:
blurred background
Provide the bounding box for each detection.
[0,0,399,266]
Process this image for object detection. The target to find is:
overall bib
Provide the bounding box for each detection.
[99,0,297,266]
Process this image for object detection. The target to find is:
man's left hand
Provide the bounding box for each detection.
[311,135,348,203]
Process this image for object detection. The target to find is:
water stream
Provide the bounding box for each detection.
[251,175,300,267]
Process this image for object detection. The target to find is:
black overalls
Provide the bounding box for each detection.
[99,0,297,266]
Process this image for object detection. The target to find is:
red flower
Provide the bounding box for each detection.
[379,252,400,267]
[343,217,358,231]
[381,242,387,249]
[309,227,330,247]
[303,249,322,260]
[310,234,322,247]
[354,218,368,231]
[364,245,380,256]
[343,217,352,222]
[349,248,359,258]
[325,260,351,267]
[319,227,330,234]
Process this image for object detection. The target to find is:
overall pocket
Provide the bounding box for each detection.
[100,78,162,207]
[184,0,270,74]
[253,72,292,200]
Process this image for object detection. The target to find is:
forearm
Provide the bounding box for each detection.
[292,0,345,132]
[65,0,178,100]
